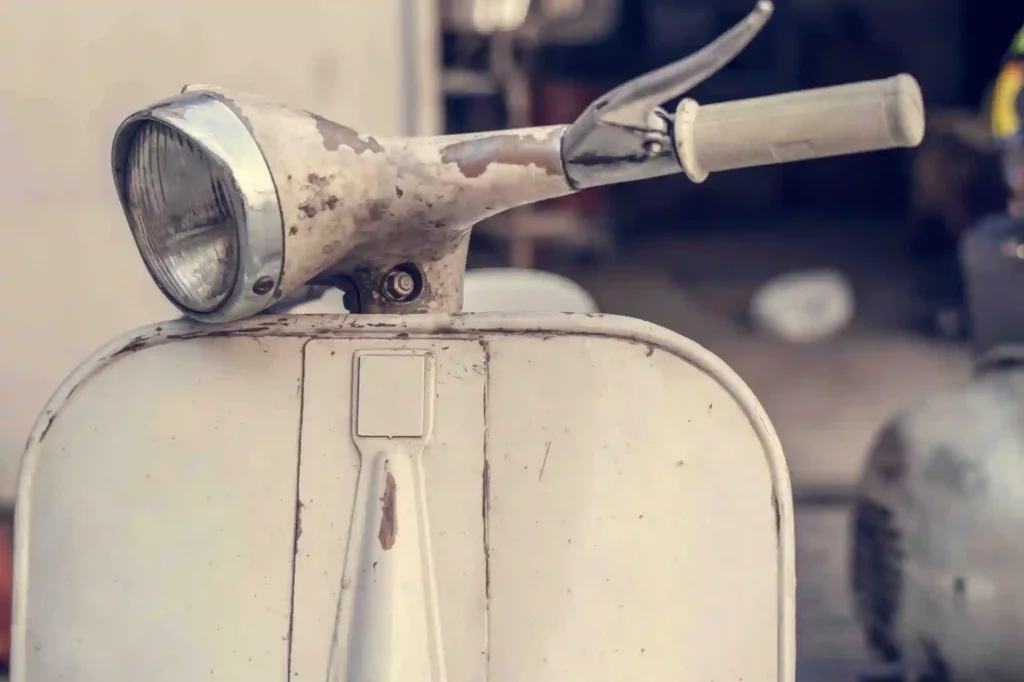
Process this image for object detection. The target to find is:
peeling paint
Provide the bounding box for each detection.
[365,200,389,223]
[250,102,570,313]
[441,130,563,178]
[922,446,988,498]
[312,114,384,155]
[213,94,254,131]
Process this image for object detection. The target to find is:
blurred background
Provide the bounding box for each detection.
[0,0,1021,678]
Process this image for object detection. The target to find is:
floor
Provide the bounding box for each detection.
[795,506,872,680]
[505,217,974,680]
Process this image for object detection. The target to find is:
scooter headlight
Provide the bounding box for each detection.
[111,92,284,322]
[124,121,239,313]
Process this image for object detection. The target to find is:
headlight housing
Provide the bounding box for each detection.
[111,92,284,322]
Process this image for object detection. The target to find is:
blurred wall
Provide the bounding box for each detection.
[0,0,441,502]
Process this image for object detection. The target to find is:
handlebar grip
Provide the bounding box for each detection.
[673,74,925,182]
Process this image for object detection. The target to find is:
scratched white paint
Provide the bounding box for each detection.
[0,0,441,502]
[14,313,795,682]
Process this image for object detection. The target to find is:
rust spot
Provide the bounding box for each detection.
[312,114,384,154]
[440,131,562,178]
[111,335,149,358]
[289,225,299,235]
[295,500,304,542]
[324,195,340,211]
[395,186,404,198]
[645,344,655,357]
[307,173,330,188]
[366,200,389,223]
[869,425,908,485]
[299,203,317,218]
[378,472,398,550]
[321,239,344,256]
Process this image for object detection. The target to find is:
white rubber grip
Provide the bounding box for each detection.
[673,74,925,183]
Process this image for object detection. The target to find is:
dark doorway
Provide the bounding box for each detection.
[963,0,1024,106]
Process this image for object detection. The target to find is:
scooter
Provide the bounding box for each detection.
[850,43,1024,682]
[12,3,924,680]
[851,201,1024,682]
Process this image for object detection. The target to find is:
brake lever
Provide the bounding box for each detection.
[561,0,774,189]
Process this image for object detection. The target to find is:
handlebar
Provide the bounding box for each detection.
[111,0,932,321]
[673,74,925,183]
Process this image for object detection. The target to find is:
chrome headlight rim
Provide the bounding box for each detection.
[111,92,285,323]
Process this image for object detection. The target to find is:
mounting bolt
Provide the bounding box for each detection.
[643,139,664,155]
[381,268,418,303]
[252,276,275,296]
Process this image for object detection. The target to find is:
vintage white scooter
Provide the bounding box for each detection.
[11,3,924,681]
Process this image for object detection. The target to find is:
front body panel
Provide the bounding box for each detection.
[19,336,305,681]
[14,314,794,682]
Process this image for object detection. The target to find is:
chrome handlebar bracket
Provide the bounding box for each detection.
[561,0,773,189]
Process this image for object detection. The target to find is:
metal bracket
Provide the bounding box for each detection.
[561,0,774,189]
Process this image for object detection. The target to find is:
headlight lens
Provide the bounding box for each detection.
[124,120,241,313]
